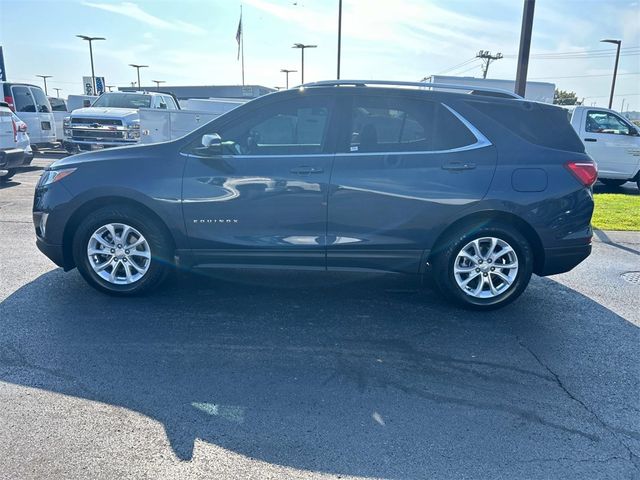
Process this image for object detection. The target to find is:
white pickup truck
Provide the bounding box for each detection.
[567,105,640,190]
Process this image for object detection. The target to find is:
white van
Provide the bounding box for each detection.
[1,82,57,148]
[567,106,640,190]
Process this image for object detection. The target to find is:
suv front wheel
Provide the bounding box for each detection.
[73,205,170,296]
[432,225,533,310]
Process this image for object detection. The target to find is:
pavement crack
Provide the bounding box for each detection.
[0,343,97,397]
[517,336,640,472]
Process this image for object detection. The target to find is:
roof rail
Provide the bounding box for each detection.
[299,79,522,99]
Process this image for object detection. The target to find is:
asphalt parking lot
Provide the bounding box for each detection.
[0,158,639,479]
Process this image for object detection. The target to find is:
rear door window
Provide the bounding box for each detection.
[163,96,178,110]
[345,95,477,153]
[30,87,51,113]
[12,86,36,113]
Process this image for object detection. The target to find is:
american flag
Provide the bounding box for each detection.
[236,13,242,60]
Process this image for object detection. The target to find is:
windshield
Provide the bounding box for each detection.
[92,93,151,109]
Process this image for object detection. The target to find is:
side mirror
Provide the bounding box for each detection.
[200,133,223,154]
[83,100,91,107]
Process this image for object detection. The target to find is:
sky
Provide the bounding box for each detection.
[1,0,639,110]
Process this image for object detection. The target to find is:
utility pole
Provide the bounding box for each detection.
[515,0,535,97]
[280,69,297,89]
[337,0,343,79]
[53,88,62,98]
[36,75,52,95]
[129,64,148,89]
[292,43,317,84]
[601,39,621,109]
[476,50,503,79]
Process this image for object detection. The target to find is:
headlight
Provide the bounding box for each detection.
[63,116,71,127]
[38,168,77,186]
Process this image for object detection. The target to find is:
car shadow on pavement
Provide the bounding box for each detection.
[1,269,638,478]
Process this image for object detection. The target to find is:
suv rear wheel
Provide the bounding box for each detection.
[73,205,171,296]
[432,224,533,310]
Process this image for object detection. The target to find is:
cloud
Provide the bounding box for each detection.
[82,1,206,35]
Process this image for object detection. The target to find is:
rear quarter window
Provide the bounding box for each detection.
[465,100,584,152]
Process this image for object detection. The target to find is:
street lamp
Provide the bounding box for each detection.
[76,35,105,95]
[129,64,149,89]
[106,85,115,92]
[53,88,62,98]
[292,43,317,84]
[280,69,297,89]
[600,39,622,109]
[151,80,166,91]
[36,75,52,95]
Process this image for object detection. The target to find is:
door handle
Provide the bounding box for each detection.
[290,166,324,174]
[584,138,597,142]
[442,161,476,171]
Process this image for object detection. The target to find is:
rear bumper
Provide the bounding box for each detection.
[538,243,591,276]
[0,148,26,170]
[36,237,67,269]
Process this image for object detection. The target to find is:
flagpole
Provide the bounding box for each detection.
[241,5,245,86]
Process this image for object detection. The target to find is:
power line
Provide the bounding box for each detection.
[530,72,640,80]
[436,57,477,75]
[503,46,640,58]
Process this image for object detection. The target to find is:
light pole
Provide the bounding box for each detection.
[152,80,166,91]
[292,43,317,84]
[337,0,343,79]
[280,69,297,89]
[129,64,149,89]
[106,85,115,92]
[514,0,535,97]
[76,35,105,95]
[601,39,621,109]
[53,88,62,98]
[36,75,52,95]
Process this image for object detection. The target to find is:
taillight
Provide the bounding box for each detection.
[4,96,15,111]
[18,122,27,132]
[11,117,17,142]
[565,161,598,187]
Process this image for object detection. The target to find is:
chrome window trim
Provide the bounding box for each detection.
[181,103,492,159]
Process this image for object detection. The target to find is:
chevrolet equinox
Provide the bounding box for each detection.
[33,80,596,310]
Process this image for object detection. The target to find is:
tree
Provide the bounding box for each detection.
[554,89,581,105]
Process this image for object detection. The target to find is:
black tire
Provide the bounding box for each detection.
[0,169,17,182]
[636,177,640,192]
[432,224,534,311]
[599,178,627,187]
[72,205,171,296]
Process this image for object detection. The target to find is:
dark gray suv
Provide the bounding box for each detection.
[33,80,596,310]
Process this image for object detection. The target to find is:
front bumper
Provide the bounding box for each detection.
[36,237,67,269]
[0,148,26,170]
[538,243,592,276]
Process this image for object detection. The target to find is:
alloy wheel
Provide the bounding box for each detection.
[87,223,151,285]
[453,237,519,299]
